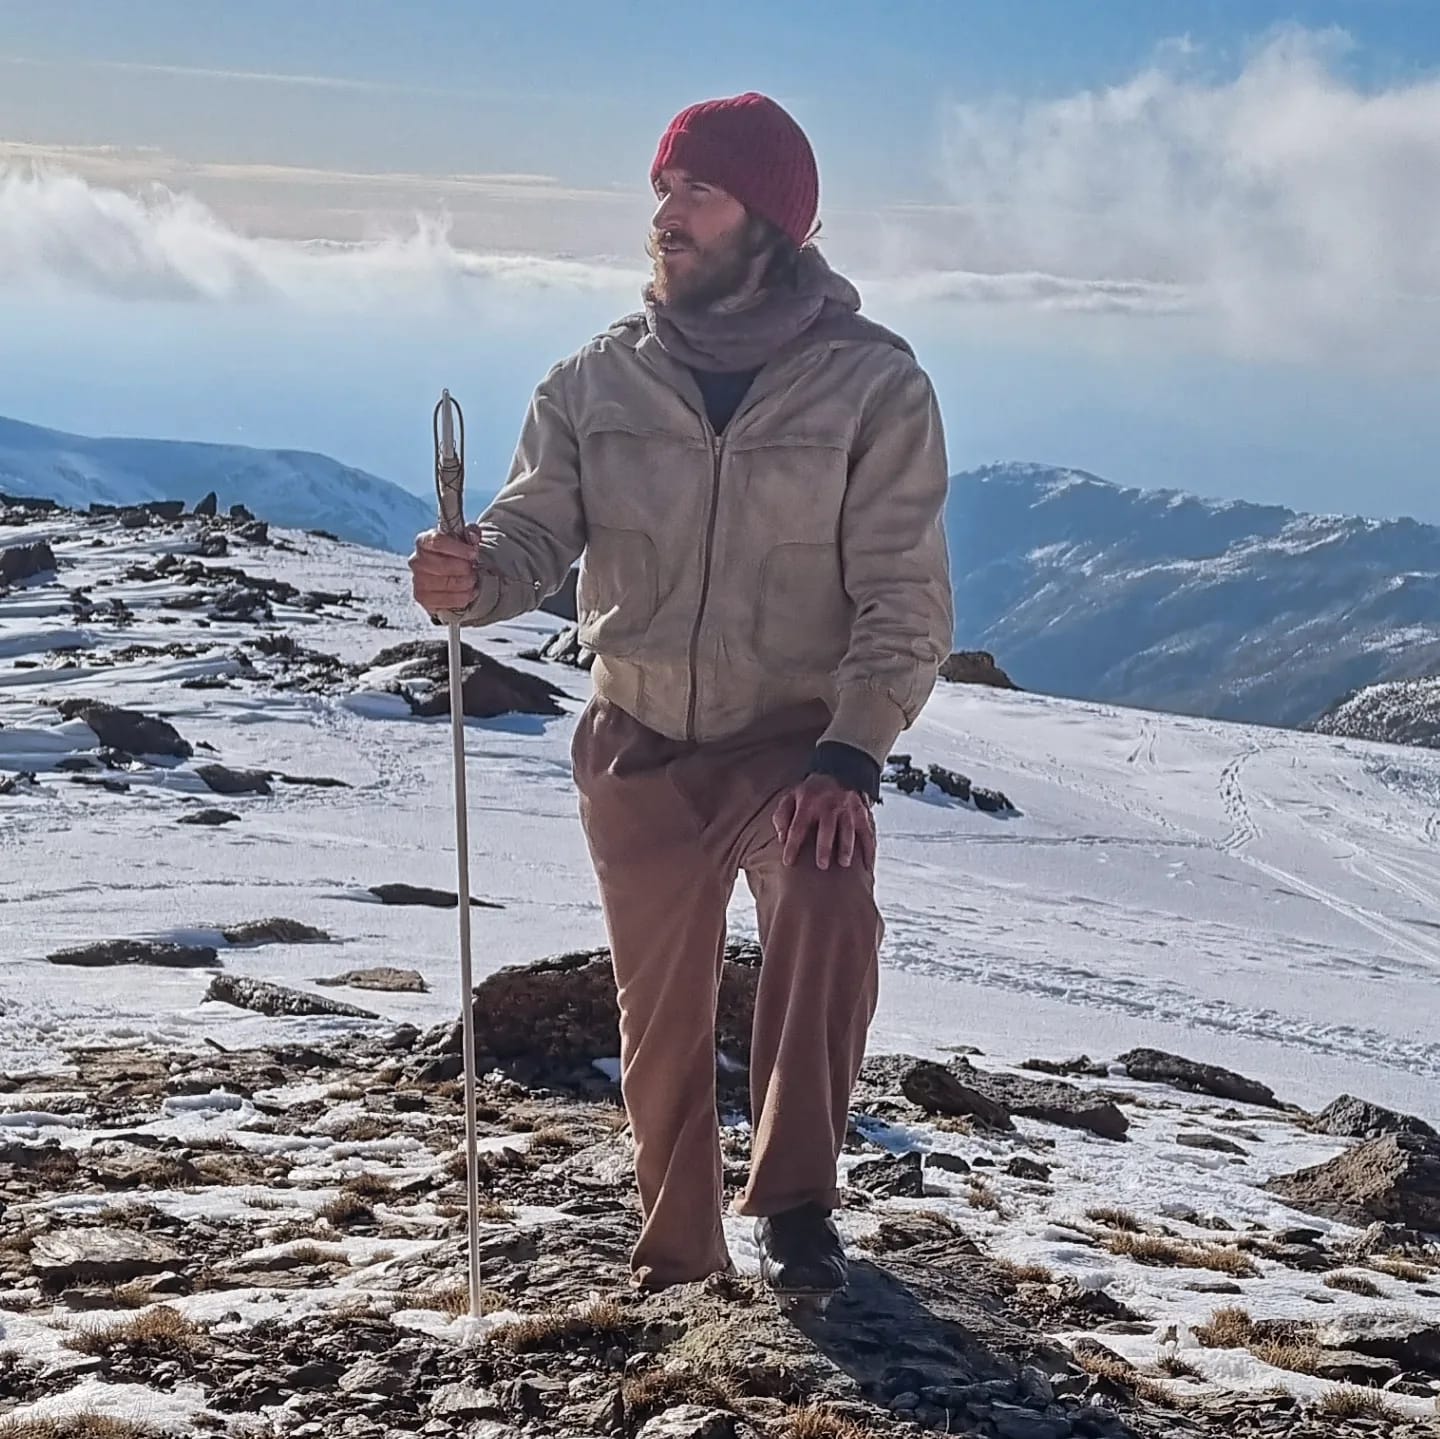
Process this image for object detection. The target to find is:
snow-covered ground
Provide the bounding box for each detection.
[2,507,1436,1120]
[3,505,1440,1429]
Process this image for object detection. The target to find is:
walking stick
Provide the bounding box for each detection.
[433,388,484,1320]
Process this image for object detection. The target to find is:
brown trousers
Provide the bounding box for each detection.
[571,696,883,1289]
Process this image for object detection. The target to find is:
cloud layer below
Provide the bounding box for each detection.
[3,29,1437,367]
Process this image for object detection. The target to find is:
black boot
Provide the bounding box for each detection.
[754,1202,847,1299]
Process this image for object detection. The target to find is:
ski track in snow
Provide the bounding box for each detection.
[1,509,1438,1121]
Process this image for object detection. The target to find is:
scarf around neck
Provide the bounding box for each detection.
[643,246,867,374]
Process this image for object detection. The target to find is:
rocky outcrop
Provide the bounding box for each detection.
[205,974,378,1020]
[55,699,193,760]
[368,883,502,909]
[1313,675,1440,750]
[950,1059,1130,1142]
[193,490,219,517]
[316,967,429,993]
[1266,1133,1440,1230]
[177,807,241,826]
[47,938,219,968]
[431,943,762,1072]
[1312,1094,1437,1143]
[1116,1048,1280,1109]
[221,918,331,947]
[0,539,58,585]
[366,639,568,720]
[196,763,273,796]
[536,623,595,670]
[940,650,1019,689]
[857,1055,1127,1141]
[881,755,1017,813]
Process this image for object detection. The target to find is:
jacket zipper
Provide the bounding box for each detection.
[685,432,723,742]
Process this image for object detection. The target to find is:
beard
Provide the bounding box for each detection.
[646,215,770,311]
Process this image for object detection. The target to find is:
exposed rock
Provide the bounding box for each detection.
[1007,1157,1053,1182]
[1316,1311,1440,1371]
[119,506,152,530]
[1175,1131,1247,1157]
[55,699,192,759]
[928,765,973,801]
[940,650,1019,689]
[237,519,270,545]
[898,1058,1015,1131]
[636,1407,737,1439]
[143,499,185,520]
[368,882,501,909]
[850,1151,927,1198]
[879,754,1017,813]
[1022,1057,1109,1079]
[0,540,58,585]
[1266,1133,1440,1230]
[1313,1094,1437,1143]
[195,762,273,796]
[47,938,219,968]
[315,967,428,993]
[432,943,761,1069]
[950,1058,1130,1141]
[222,918,331,946]
[537,623,595,670]
[1116,1047,1280,1109]
[365,612,389,628]
[229,503,257,522]
[276,771,350,789]
[31,1230,182,1286]
[193,490,219,517]
[177,807,241,826]
[882,754,929,795]
[206,973,379,1020]
[371,638,568,720]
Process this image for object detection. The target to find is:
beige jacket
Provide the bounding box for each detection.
[459,312,953,766]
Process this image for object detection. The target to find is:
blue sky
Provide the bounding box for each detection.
[2,1,1440,522]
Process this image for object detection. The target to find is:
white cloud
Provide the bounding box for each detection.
[0,169,644,309]
[937,26,1440,363]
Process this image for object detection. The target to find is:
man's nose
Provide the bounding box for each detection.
[652,191,686,231]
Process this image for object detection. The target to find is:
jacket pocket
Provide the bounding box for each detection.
[755,542,851,670]
[578,525,659,658]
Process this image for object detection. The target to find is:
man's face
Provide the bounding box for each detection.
[648,167,764,309]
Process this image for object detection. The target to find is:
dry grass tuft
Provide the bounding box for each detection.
[341,1172,395,1199]
[246,1195,288,1212]
[1156,1353,1203,1380]
[776,1404,873,1439]
[966,1178,1008,1217]
[335,1115,392,1143]
[318,1192,373,1228]
[66,1305,204,1357]
[1105,1232,1258,1277]
[1322,1271,1383,1297]
[994,1258,1055,1285]
[283,1241,351,1267]
[421,1282,511,1317]
[1311,1386,1399,1420]
[621,1367,741,1427]
[1086,1206,1144,1232]
[1370,1256,1431,1283]
[1194,1306,1254,1348]
[108,1281,163,1310]
[489,1298,633,1353]
[0,1417,159,1438]
[527,1124,577,1152]
[1250,1340,1323,1375]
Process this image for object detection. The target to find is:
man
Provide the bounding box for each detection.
[410,92,952,1300]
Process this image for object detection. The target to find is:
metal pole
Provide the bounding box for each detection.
[434,390,483,1320]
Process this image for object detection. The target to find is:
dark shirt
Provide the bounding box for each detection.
[688,366,882,803]
[690,366,761,434]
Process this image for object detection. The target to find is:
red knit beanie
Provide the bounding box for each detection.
[650,92,819,248]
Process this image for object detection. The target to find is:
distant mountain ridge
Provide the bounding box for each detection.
[0,414,432,554]
[945,463,1440,728]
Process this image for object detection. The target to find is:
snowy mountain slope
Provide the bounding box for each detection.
[0,413,433,553]
[947,462,1440,730]
[2,499,1437,1119]
[4,499,1440,1428]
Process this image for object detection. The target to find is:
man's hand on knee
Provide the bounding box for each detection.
[772,774,876,872]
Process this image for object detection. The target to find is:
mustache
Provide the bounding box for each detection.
[649,228,694,251]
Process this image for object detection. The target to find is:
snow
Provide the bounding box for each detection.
[3,500,1440,1424]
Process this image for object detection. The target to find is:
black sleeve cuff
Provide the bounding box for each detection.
[807,741,881,802]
